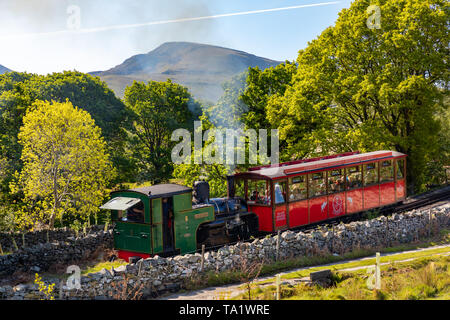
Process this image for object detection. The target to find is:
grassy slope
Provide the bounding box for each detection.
[237,254,450,300]
[184,228,450,292]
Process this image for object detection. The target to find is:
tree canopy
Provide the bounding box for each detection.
[124,79,202,183]
[244,0,449,193]
[0,71,130,203]
[11,100,114,229]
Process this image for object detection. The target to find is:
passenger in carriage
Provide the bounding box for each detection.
[274,183,285,204]
[250,190,258,201]
[347,176,354,189]
[264,189,271,204]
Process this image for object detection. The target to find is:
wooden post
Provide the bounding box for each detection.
[59,280,64,300]
[276,230,281,261]
[138,260,142,277]
[384,218,389,247]
[46,229,49,243]
[331,225,334,253]
[375,252,381,290]
[200,244,205,272]
[11,235,18,251]
[0,242,3,255]
[22,233,25,249]
[276,274,281,300]
[428,210,432,236]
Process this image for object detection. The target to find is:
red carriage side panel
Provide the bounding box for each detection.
[309,196,328,223]
[346,188,363,214]
[328,192,346,217]
[363,185,380,209]
[288,200,308,228]
[249,205,273,232]
[396,179,406,199]
[380,182,396,205]
[274,204,287,229]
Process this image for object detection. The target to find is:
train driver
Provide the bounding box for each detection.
[126,202,144,223]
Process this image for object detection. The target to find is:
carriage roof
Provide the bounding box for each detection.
[234,150,406,180]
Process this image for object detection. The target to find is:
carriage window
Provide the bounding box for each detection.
[346,166,362,189]
[247,179,271,205]
[274,181,287,204]
[289,176,307,201]
[328,169,345,194]
[364,163,379,186]
[396,159,405,179]
[309,172,327,198]
[380,160,394,183]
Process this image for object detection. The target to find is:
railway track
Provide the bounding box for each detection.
[193,185,450,254]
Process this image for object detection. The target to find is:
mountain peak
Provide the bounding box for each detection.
[0,64,12,74]
[94,42,282,102]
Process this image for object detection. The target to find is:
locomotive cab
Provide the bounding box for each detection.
[100,184,215,261]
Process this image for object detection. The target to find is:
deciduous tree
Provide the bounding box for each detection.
[124,79,201,183]
[11,100,114,229]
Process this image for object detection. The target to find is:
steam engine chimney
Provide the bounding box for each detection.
[226,175,235,198]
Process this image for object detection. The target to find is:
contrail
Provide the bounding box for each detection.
[0,1,341,40]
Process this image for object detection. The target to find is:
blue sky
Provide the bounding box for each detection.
[0,0,353,74]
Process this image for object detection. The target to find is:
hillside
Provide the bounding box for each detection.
[91,42,282,102]
[0,65,11,74]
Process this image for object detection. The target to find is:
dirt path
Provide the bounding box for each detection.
[159,243,450,300]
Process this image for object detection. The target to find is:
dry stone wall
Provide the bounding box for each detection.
[0,203,449,300]
[0,225,108,253]
[0,228,112,277]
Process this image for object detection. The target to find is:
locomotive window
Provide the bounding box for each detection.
[247,179,271,205]
[274,181,287,204]
[328,169,345,194]
[380,160,394,183]
[308,172,326,198]
[346,166,362,189]
[396,159,405,179]
[234,179,245,199]
[364,162,379,186]
[289,176,307,201]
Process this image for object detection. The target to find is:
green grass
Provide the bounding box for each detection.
[183,229,450,292]
[245,244,450,287]
[81,260,128,275]
[233,255,450,300]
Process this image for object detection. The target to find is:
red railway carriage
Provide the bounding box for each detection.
[229,150,407,233]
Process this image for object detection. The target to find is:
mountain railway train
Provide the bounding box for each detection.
[100,150,407,262]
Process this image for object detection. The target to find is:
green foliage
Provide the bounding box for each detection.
[172,115,230,198]
[34,273,55,300]
[244,0,449,193]
[241,62,297,131]
[0,71,130,205]
[0,204,15,232]
[205,71,249,129]
[11,100,115,229]
[124,79,201,183]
